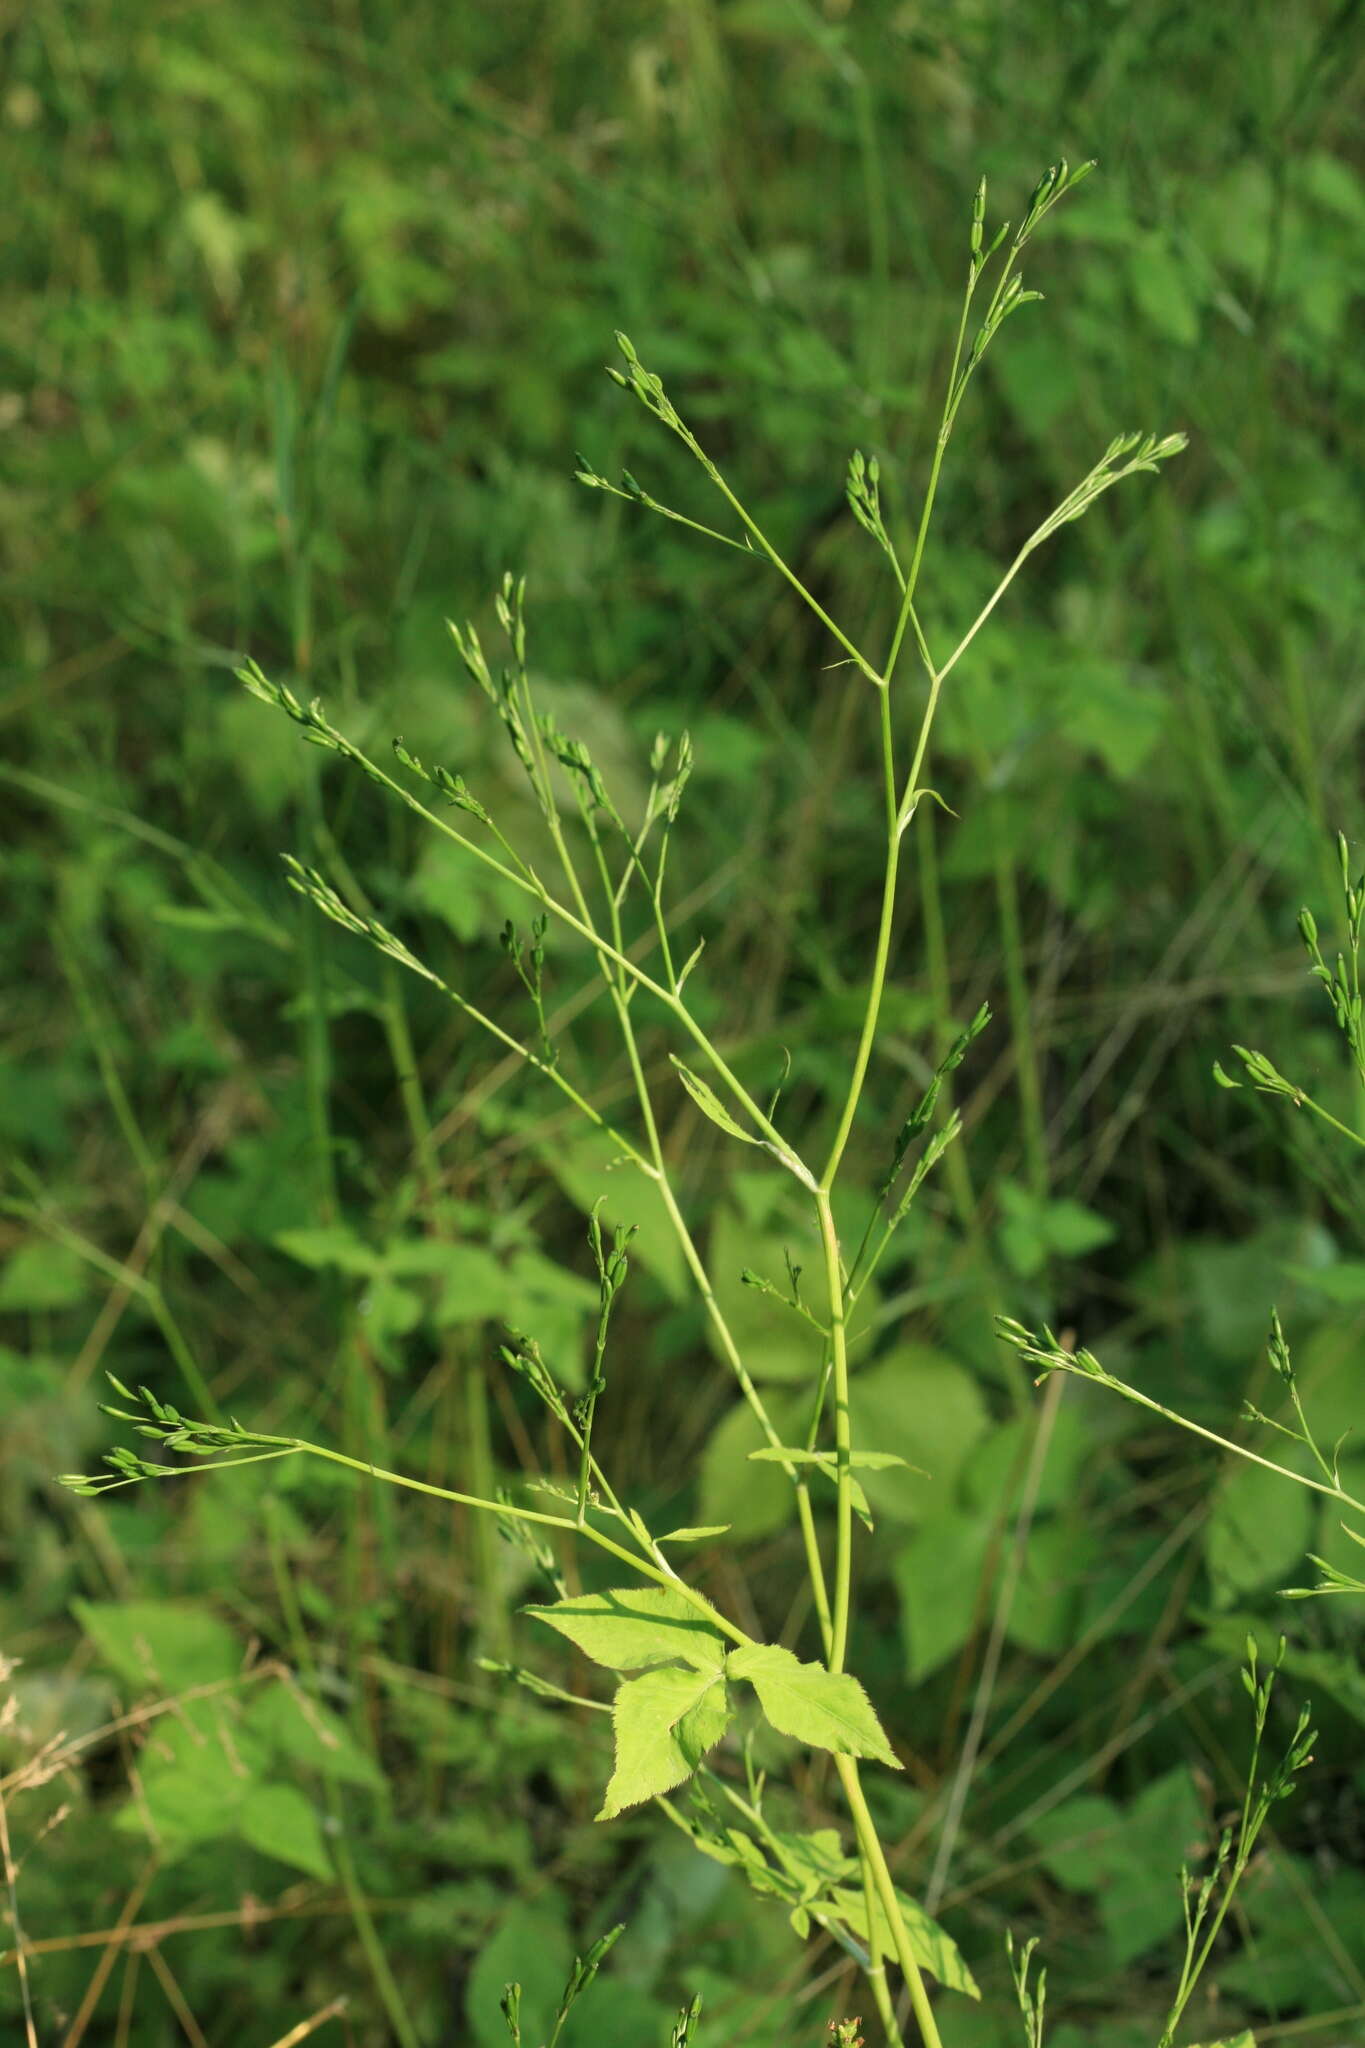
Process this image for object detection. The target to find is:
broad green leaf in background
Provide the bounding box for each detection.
[116,1704,248,1857]
[997,1182,1115,1279]
[536,1127,687,1301]
[726,1643,899,1768]
[272,1223,379,1275]
[894,1510,993,1681]
[466,1900,573,2048]
[239,1680,386,1791]
[848,1345,989,1524]
[0,1240,91,1312]
[1205,1459,1314,1606]
[705,1207,822,1384]
[525,1587,727,1673]
[1006,1519,1098,1657]
[698,1390,807,1538]
[1218,1850,1365,2011]
[962,1400,1096,1517]
[238,1780,332,1880]
[73,1598,241,1693]
[1028,1767,1204,1965]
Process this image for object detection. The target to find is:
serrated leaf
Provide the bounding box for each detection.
[725,1643,899,1768]
[768,1826,855,1893]
[598,1666,731,1819]
[830,1883,979,1997]
[670,1058,761,1145]
[525,1586,726,1674]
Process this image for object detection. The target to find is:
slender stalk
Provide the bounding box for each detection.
[861,1849,906,2047]
[880,269,977,692]
[822,687,902,1189]
[359,741,799,1158]
[818,1191,856,1674]
[836,1757,944,2048]
[285,1436,755,1646]
[563,775,839,1631]
[1018,1347,1365,1515]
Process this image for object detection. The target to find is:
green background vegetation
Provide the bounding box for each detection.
[4,2,1364,2043]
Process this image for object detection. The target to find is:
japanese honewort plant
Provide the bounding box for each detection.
[54,160,1329,2048]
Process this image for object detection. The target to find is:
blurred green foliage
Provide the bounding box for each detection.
[3,1,1365,2042]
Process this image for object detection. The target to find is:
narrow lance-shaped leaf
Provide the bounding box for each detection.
[670,1058,762,1146]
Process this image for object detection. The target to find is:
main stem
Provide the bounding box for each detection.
[837,1758,945,2048]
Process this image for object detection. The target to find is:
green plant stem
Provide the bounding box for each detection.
[343,736,801,1163]
[1031,1352,1365,1515]
[817,1191,855,1675]
[916,806,981,1235]
[835,1757,943,2048]
[987,799,1048,1199]
[698,463,882,685]
[288,1435,754,1647]
[568,787,839,1633]
[1290,1089,1365,1151]
[861,1851,906,2048]
[822,687,901,1189]
[880,267,976,692]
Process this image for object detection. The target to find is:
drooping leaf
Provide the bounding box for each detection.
[726,1643,899,1768]
[830,1883,980,1998]
[525,1586,727,1673]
